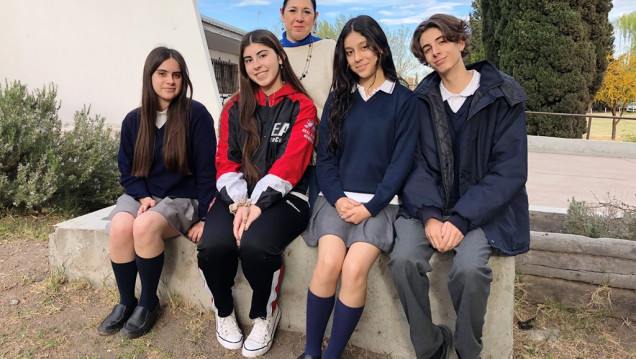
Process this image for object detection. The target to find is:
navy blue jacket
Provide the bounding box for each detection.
[400,61,530,255]
[118,100,217,221]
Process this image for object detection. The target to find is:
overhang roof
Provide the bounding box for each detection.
[201,15,246,56]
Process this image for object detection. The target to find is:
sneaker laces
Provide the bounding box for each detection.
[217,314,240,335]
[248,317,271,343]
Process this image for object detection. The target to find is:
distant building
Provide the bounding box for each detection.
[201,15,246,103]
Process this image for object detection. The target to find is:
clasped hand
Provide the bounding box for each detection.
[233,205,262,246]
[335,197,371,225]
[424,218,464,252]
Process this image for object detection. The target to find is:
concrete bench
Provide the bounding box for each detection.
[49,206,514,359]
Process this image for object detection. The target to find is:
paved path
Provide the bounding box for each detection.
[528,152,636,209]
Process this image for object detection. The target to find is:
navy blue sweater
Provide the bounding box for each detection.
[117,100,217,220]
[316,83,419,216]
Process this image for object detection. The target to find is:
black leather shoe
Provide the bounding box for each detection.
[297,354,321,359]
[120,303,161,339]
[97,299,138,336]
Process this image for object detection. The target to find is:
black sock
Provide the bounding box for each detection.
[135,252,164,311]
[111,260,137,306]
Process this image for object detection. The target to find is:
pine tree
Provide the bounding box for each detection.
[469,0,486,63]
[481,0,613,138]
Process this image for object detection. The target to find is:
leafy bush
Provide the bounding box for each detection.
[0,80,121,213]
[566,196,636,240]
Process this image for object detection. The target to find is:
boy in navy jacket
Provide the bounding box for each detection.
[389,14,530,359]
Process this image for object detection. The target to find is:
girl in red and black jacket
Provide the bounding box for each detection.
[197,30,316,358]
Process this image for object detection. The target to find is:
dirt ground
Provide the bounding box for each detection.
[0,238,386,359]
[1,237,634,358]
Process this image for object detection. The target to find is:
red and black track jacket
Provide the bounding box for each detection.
[216,83,317,211]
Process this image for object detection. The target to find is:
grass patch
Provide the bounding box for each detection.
[584,112,636,141]
[514,279,633,358]
[0,210,72,242]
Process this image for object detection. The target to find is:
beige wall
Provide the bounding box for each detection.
[0,0,221,129]
[209,49,239,64]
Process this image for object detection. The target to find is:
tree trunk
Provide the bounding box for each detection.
[612,117,622,140]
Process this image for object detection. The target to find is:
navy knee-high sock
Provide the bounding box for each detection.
[135,252,164,311]
[304,289,335,357]
[323,299,364,359]
[111,260,137,306]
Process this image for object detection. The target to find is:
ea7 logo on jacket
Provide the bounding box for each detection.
[270,122,290,143]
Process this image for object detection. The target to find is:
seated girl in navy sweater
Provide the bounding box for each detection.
[298,15,419,359]
[197,30,316,358]
[98,47,217,339]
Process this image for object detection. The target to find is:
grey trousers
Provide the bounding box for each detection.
[389,216,493,359]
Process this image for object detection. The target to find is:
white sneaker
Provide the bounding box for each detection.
[215,311,243,350]
[241,305,281,357]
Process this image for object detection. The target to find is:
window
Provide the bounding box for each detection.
[212,59,238,95]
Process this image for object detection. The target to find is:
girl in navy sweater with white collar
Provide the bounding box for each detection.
[298,15,419,359]
[98,47,216,339]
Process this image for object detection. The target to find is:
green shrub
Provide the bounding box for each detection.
[0,80,121,213]
[52,106,122,212]
[566,196,636,240]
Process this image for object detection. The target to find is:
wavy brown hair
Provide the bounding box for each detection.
[132,47,193,177]
[233,29,309,185]
[410,14,472,66]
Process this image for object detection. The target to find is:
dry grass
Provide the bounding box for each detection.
[0,209,69,242]
[584,112,636,141]
[514,279,635,359]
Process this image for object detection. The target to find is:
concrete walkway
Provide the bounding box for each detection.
[528,152,636,209]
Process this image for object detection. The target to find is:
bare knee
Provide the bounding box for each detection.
[312,255,343,287]
[340,260,370,292]
[109,212,135,261]
[132,214,164,248]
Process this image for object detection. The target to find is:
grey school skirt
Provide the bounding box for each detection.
[302,196,399,252]
[105,193,199,236]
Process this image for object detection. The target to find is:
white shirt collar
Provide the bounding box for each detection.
[156,109,167,129]
[352,80,396,101]
[440,70,481,113]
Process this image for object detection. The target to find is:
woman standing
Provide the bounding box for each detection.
[298,16,419,359]
[98,47,217,339]
[279,0,335,119]
[197,30,317,358]
[279,0,335,208]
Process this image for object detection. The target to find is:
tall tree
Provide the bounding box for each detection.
[614,11,636,51]
[482,0,613,138]
[469,0,486,63]
[386,24,419,80]
[316,14,351,40]
[594,52,636,139]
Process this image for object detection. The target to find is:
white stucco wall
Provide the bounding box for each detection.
[0,0,221,129]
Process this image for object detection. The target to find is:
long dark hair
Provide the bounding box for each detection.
[326,15,402,155]
[132,47,193,177]
[234,29,309,185]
